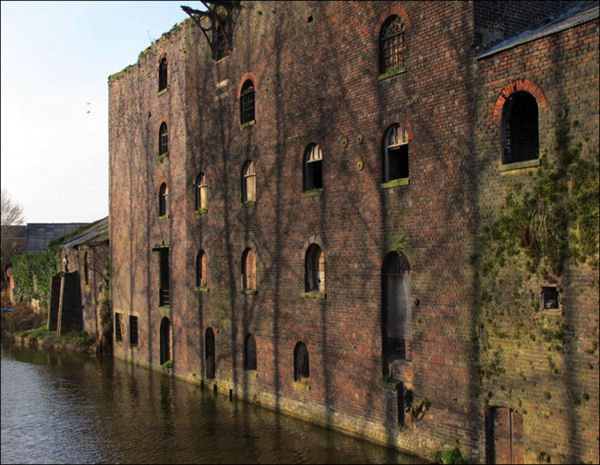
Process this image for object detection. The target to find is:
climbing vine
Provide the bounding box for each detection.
[475,116,599,381]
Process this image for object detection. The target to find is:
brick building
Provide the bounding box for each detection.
[108,2,598,462]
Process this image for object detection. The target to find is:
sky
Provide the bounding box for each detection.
[1,1,197,224]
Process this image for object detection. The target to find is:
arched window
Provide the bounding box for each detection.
[159,122,168,156]
[196,250,206,287]
[242,161,256,203]
[381,252,412,375]
[305,244,325,293]
[242,248,256,290]
[294,342,309,381]
[158,183,168,216]
[244,333,257,371]
[501,91,539,164]
[160,317,170,364]
[158,57,168,92]
[205,327,216,378]
[380,15,405,74]
[83,251,89,285]
[195,173,207,210]
[240,80,255,125]
[303,143,323,191]
[382,124,409,182]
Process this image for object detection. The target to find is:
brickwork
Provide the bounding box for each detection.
[108,2,598,462]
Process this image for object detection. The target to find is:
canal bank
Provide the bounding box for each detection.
[1,340,428,464]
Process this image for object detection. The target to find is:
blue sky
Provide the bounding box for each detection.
[1,1,196,223]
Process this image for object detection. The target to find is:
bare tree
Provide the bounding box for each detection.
[1,188,25,284]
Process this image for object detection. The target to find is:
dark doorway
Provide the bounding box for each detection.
[205,327,216,379]
[160,317,170,365]
[294,342,309,381]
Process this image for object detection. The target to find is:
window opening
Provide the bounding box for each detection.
[240,80,255,125]
[115,313,122,342]
[381,252,412,375]
[294,342,309,381]
[158,57,168,92]
[242,161,256,203]
[213,21,230,61]
[159,248,170,306]
[160,317,170,364]
[380,15,405,74]
[205,327,216,378]
[502,91,539,164]
[305,244,325,293]
[242,248,256,290]
[196,173,207,210]
[130,315,138,346]
[542,286,559,309]
[159,122,168,156]
[303,143,323,191]
[244,333,257,371]
[158,183,168,216]
[196,250,206,287]
[83,252,89,285]
[383,124,409,182]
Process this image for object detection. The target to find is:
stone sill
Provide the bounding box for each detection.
[301,291,326,300]
[240,200,256,208]
[378,67,407,81]
[244,369,258,378]
[381,178,409,189]
[195,208,208,216]
[158,87,169,96]
[240,288,258,295]
[240,120,256,129]
[195,286,209,293]
[158,153,169,162]
[302,188,324,198]
[158,305,170,317]
[293,379,311,391]
[158,214,169,220]
[499,158,540,173]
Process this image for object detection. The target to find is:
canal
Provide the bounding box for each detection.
[1,341,425,464]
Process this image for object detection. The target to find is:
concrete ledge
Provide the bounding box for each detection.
[381,178,409,189]
[302,189,324,198]
[240,120,256,129]
[195,208,208,216]
[301,291,326,300]
[240,200,256,208]
[499,158,541,173]
[240,288,258,295]
[157,87,168,96]
[378,67,407,81]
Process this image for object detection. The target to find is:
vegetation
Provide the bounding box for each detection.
[432,446,465,464]
[0,188,25,286]
[16,323,96,348]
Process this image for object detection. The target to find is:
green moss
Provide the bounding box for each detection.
[432,447,465,464]
[378,67,407,81]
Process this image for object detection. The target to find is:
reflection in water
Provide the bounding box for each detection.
[1,341,425,464]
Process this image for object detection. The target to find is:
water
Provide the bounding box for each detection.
[1,341,425,464]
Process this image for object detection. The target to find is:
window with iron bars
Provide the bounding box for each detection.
[380,15,405,74]
[240,80,255,125]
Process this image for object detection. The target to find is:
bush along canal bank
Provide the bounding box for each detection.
[10,324,97,356]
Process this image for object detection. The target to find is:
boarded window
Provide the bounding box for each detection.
[115,313,122,342]
[158,57,168,92]
[502,91,539,164]
[381,252,412,374]
[196,250,206,287]
[305,244,325,293]
[240,80,255,124]
[195,173,207,210]
[244,333,257,371]
[380,15,405,74]
[242,161,256,203]
[129,315,138,346]
[303,143,323,191]
[383,124,409,182]
[205,327,216,378]
[486,407,524,464]
[158,183,168,216]
[159,248,169,306]
[159,122,168,156]
[242,248,256,290]
[294,342,309,381]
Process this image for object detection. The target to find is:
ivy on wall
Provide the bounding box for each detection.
[475,116,599,381]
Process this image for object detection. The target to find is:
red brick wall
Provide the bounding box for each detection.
[109,2,598,461]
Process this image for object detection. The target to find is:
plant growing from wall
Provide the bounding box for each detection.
[475,115,598,382]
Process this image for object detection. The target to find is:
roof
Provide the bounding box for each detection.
[477,2,599,59]
[23,223,89,253]
[61,216,109,249]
